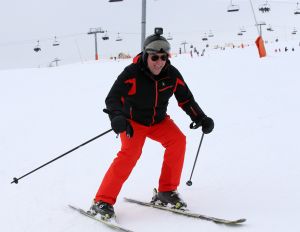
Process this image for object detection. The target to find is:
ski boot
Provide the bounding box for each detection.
[88,201,115,220]
[152,188,187,209]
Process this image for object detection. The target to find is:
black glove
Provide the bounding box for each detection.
[190,116,214,134]
[111,115,134,137]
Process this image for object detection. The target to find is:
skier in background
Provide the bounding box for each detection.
[90,28,214,219]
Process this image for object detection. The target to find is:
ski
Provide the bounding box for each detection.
[124,197,246,225]
[68,205,134,232]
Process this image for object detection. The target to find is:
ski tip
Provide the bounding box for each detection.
[68,204,76,209]
[236,218,247,223]
[217,218,247,225]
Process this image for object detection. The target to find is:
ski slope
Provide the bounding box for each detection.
[1,43,300,232]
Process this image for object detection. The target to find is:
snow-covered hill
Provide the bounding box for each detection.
[1,44,300,232]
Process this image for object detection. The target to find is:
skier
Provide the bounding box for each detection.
[90,27,214,219]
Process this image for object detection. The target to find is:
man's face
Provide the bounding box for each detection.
[147,52,167,75]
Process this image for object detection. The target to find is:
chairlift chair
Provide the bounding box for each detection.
[116,33,122,41]
[167,33,173,40]
[52,36,60,46]
[202,33,208,41]
[227,0,240,12]
[240,27,246,33]
[227,4,240,12]
[294,2,300,15]
[237,32,243,36]
[33,40,41,52]
[259,1,271,13]
[267,25,274,31]
[102,31,109,40]
[292,28,297,35]
[208,30,214,37]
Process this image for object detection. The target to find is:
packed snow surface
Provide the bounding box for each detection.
[1,44,300,232]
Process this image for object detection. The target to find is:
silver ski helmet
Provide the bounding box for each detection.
[143,27,170,54]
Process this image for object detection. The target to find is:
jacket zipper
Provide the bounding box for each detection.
[152,81,158,125]
[130,106,133,119]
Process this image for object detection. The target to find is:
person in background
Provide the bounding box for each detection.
[90,27,214,219]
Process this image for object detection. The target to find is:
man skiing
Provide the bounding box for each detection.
[90,27,214,219]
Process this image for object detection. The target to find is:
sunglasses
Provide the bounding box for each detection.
[149,54,168,61]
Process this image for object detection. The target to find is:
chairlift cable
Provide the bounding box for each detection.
[267,1,296,5]
[249,0,260,35]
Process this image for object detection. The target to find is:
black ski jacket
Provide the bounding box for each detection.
[105,54,206,126]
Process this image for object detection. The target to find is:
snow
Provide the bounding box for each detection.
[1,42,300,232]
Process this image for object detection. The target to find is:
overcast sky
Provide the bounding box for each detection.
[0,0,299,69]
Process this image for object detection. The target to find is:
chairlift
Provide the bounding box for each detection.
[294,2,300,15]
[237,31,243,36]
[259,1,271,13]
[116,33,122,41]
[292,27,297,35]
[202,33,208,41]
[52,36,60,46]
[208,30,214,37]
[240,27,246,33]
[167,33,173,40]
[227,0,240,12]
[33,40,41,52]
[102,31,109,40]
[267,25,274,32]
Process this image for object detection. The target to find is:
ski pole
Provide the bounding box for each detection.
[186,132,205,186]
[11,128,113,184]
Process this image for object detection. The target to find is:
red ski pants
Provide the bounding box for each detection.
[94,116,186,205]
